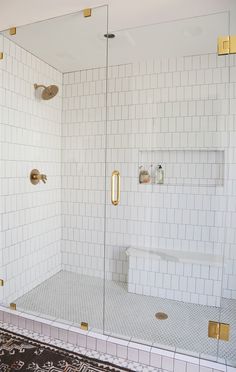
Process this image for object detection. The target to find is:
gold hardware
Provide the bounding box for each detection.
[111,170,120,206]
[30,169,47,185]
[80,322,88,331]
[34,83,46,89]
[218,35,236,55]
[83,8,92,17]
[208,321,220,339]
[10,303,16,310]
[9,27,16,36]
[0,279,4,286]
[220,323,230,341]
[230,35,236,54]
[208,321,230,341]
[34,83,59,100]
[0,52,3,60]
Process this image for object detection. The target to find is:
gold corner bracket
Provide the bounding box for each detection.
[9,27,16,36]
[83,8,92,18]
[218,35,236,55]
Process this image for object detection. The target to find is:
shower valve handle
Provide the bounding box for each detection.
[30,169,47,185]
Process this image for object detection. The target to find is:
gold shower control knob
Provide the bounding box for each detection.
[30,169,47,185]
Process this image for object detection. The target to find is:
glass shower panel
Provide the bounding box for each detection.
[0,32,4,305]
[104,12,230,361]
[218,52,236,368]
[0,6,108,331]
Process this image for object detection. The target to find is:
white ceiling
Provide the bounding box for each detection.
[0,0,236,72]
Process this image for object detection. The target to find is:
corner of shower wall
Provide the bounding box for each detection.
[60,68,107,280]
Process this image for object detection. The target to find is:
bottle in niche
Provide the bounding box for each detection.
[155,164,164,184]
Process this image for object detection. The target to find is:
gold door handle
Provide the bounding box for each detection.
[111,170,120,206]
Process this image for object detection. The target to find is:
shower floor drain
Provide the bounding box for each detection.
[155,312,168,320]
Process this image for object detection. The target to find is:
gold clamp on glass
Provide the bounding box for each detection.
[218,35,236,55]
[83,8,92,17]
[111,170,120,206]
[9,27,16,36]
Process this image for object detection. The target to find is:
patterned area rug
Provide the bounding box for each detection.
[0,328,133,371]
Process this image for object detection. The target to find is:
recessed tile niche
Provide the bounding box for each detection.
[139,149,225,187]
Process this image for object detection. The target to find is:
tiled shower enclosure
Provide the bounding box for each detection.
[0,6,236,370]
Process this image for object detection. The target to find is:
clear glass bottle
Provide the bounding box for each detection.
[155,164,164,184]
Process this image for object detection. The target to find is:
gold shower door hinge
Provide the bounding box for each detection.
[218,35,236,55]
[208,321,230,341]
[0,279,4,286]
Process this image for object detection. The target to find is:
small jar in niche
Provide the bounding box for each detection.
[139,166,151,184]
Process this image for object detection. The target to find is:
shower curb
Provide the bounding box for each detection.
[0,306,235,372]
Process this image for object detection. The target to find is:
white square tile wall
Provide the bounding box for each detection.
[0,34,62,304]
[62,53,236,303]
[61,69,107,279]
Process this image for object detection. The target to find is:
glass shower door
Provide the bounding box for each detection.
[0,6,108,332]
[104,11,231,362]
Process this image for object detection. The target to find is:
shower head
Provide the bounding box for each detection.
[34,83,59,100]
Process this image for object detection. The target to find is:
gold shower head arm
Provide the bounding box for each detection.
[34,83,47,90]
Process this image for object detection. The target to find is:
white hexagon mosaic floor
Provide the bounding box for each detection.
[14,270,236,364]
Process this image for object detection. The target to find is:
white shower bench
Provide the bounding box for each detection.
[126,247,222,307]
